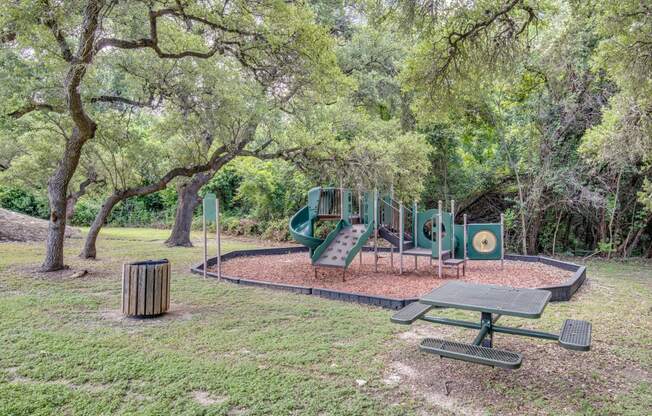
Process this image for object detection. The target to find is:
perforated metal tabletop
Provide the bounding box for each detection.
[420,281,551,318]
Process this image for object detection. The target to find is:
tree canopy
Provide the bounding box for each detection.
[1,0,650,264]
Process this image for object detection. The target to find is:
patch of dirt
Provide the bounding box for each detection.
[99,303,195,326]
[214,253,572,298]
[0,208,80,242]
[192,390,228,406]
[9,265,95,281]
[383,323,651,415]
[5,366,108,393]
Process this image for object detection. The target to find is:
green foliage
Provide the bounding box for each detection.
[233,158,311,221]
[0,186,48,218]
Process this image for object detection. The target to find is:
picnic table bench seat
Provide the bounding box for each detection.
[559,319,592,351]
[420,338,522,369]
[390,301,433,325]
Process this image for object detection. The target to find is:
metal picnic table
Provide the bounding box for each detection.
[391,281,591,369]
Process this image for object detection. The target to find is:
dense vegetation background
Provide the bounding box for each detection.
[1,0,650,261]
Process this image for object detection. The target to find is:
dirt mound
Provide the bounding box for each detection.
[0,208,81,242]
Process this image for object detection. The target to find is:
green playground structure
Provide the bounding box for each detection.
[289,186,506,279]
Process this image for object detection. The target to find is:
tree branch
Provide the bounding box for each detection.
[90,94,155,108]
[7,101,61,119]
[41,0,74,62]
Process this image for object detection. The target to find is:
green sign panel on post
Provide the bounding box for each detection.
[203,193,217,224]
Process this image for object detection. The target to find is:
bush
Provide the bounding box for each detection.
[261,218,291,241]
[70,198,100,226]
[0,186,49,218]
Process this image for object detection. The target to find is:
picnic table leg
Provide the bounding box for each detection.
[481,312,493,348]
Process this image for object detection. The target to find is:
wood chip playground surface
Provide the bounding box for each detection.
[213,252,572,298]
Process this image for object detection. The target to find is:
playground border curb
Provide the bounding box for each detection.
[191,247,587,309]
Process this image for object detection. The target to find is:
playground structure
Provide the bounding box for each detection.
[289,186,505,280]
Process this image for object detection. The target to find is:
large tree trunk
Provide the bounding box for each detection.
[165,171,213,247]
[40,1,102,271]
[81,193,122,259]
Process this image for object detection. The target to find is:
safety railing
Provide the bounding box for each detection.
[317,188,342,218]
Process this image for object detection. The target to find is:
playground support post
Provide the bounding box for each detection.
[399,202,404,274]
[438,200,443,278]
[413,200,418,271]
[216,198,221,280]
[373,188,378,272]
[450,200,455,259]
[430,211,434,266]
[500,213,505,269]
[358,190,363,267]
[463,214,468,267]
[339,178,344,221]
[413,200,418,248]
[203,201,207,279]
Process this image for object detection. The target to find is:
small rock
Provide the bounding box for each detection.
[355,379,367,386]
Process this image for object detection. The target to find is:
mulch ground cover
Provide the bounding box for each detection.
[214,252,572,298]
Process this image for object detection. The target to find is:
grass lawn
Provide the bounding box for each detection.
[0,227,650,415]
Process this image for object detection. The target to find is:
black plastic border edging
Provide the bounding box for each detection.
[191,248,587,309]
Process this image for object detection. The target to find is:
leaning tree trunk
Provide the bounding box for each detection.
[81,193,122,259]
[42,130,93,271]
[165,171,213,247]
[40,1,102,271]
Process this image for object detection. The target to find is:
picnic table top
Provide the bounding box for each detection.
[419,281,551,319]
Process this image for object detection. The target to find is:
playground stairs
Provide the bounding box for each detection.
[378,225,414,250]
[314,224,366,268]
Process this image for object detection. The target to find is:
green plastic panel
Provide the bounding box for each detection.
[311,219,346,264]
[453,224,465,259]
[307,187,321,219]
[466,223,503,260]
[416,209,453,250]
[203,193,217,224]
[362,191,375,225]
[342,189,353,221]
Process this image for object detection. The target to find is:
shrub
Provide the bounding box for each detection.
[0,186,49,218]
[261,218,291,241]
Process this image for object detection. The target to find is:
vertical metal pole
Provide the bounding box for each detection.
[463,214,468,267]
[399,202,404,274]
[438,200,443,278]
[340,178,344,221]
[202,199,207,279]
[374,188,378,272]
[430,211,434,267]
[413,200,418,248]
[450,199,455,259]
[390,246,394,270]
[216,198,221,280]
[481,312,493,348]
[500,213,505,270]
[360,192,363,267]
[413,200,418,271]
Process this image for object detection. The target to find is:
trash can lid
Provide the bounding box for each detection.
[129,259,169,266]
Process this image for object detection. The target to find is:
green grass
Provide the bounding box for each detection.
[0,228,651,415]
